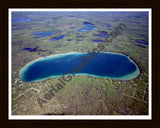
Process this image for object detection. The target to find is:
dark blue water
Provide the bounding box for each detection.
[23,47,39,52]
[12,17,31,23]
[32,32,56,38]
[136,40,148,45]
[20,52,139,82]
[75,22,98,32]
[93,31,110,38]
[92,39,104,42]
[50,35,65,41]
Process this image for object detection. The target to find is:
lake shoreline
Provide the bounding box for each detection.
[19,52,140,82]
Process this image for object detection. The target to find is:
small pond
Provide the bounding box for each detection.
[75,22,98,32]
[32,32,56,38]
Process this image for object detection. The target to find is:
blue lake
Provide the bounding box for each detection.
[12,17,31,23]
[50,35,65,41]
[32,32,56,38]
[93,31,110,38]
[20,52,140,82]
[92,39,104,42]
[75,22,98,32]
[23,47,39,52]
[136,40,148,45]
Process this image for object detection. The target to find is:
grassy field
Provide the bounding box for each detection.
[11,11,149,115]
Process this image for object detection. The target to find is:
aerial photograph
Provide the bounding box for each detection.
[9,9,150,118]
